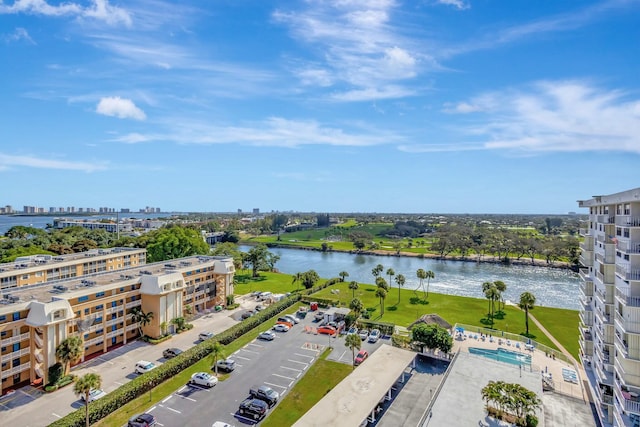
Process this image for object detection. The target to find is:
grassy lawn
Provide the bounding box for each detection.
[531,305,580,360]
[233,271,328,296]
[261,349,352,427]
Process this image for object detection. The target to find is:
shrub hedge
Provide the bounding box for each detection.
[357,319,395,336]
[49,294,301,427]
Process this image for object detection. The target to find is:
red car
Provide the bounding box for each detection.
[317,325,337,336]
[354,349,369,366]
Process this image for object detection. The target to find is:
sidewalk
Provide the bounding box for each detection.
[3,295,258,427]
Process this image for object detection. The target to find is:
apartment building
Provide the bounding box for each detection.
[578,188,640,427]
[0,250,234,395]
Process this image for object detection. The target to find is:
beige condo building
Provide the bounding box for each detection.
[0,248,234,395]
[578,188,640,427]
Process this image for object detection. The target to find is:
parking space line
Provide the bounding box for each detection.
[159,404,181,414]
[272,373,295,381]
[264,382,287,390]
[241,349,260,355]
[52,413,61,418]
[287,359,308,366]
[114,381,124,386]
[148,406,157,412]
[280,366,302,372]
[247,342,264,348]
[177,386,187,393]
[234,355,251,361]
[233,413,256,423]
[162,396,172,403]
[179,395,197,402]
[294,353,316,358]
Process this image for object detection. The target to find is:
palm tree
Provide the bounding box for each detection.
[519,292,536,335]
[56,336,84,375]
[485,286,500,324]
[210,341,226,376]
[482,281,495,319]
[292,272,303,291]
[345,333,362,371]
[74,373,102,427]
[339,271,349,282]
[375,276,388,291]
[494,280,507,312]
[348,281,359,299]
[372,264,384,280]
[395,274,406,304]
[349,298,364,318]
[386,268,395,290]
[375,287,387,316]
[130,307,154,338]
[416,269,426,299]
[424,270,435,299]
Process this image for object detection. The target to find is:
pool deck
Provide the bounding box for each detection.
[452,331,585,401]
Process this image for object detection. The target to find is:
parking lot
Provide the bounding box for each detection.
[145,310,387,426]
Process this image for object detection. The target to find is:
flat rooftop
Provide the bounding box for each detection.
[0,255,231,313]
[293,344,416,427]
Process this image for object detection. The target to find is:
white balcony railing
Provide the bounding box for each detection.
[616,216,640,227]
[616,288,640,307]
[1,361,31,379]
[1,332,30,346]
[126,300,142,309]
[617,263,640,281]
[616,385,640,415]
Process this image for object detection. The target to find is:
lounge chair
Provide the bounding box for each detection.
[515,342,521,349]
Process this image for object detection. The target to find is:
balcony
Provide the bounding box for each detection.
[615,312,640,335]
[5,347,31,361]
[615,385,640,415]
[106,306,124,315]
[616,216,640,228]
[580,337,593,358]
[597,215,615,224]
[580,310,594,327]
[0,361,31,379]
[581,280,595,297]
[580,254,594,267]
[126,300,142,309]
[616,263,640,281]
[580,228,593,237]
[126,324,138,333]
[616,288,640,308]
[579,268,592,281]
[594,353,614,385]
[1,332,30,346]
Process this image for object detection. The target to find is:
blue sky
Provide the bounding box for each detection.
[1,0,639,214]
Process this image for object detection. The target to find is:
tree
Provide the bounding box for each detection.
[411,324,453,353]
[348,281,359,299]
[131,307,154,337]
[375,287,387,316]
[74,373,102,427]
[416,268,426,299]
[349,298,364,317]
[210,341,226,376]
[424,270,435,299]
[145,226,210,262]
[244,244,275,278]
[339,271,349,282]
[494,280,507,312]
[484,285,500,325]
[375,276,389,291]
[371,264,384,281]
[345,333,362,370]
[395,274,405,304]
[386,268,395,290]
[519,292,536,335]
[160,321,168,336]
[56,336,84,375]
[300,270,320,289]
[292,272,303,291]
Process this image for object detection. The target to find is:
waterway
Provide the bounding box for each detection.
[239,246,580,310]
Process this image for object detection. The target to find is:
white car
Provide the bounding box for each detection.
[81,388,107,402]
[135,360,157,374]
[199,331,215,341]
[258,330,276,341]
[368,329,381,343]
[283,314,299,325]
[189,372,218,388]
[273,323,290,332]
[212,422,234,427]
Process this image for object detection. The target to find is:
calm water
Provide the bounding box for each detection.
[239,246,580,310]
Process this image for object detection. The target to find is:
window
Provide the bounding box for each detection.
[96,329,103,335]
[95,305,103,311]
[22,274,29,280]
[13,343,19,352]
[96,292,105,298]
[112,301,117,307]
[13,312,20,321]
[78,296,89,303]
[0,315,5,322]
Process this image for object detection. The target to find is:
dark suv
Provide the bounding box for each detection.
[238,398,268,420]
[163,348,183,359]
[128,413,157,427]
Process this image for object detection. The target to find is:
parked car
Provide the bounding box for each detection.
[273,323,290,332]
[354,349,369,366]
[283,314,299,324]
[238,398,268,420]
[317,325,337,336]
[368,329,381,343]
[135,360,157,374]
[81,388,107,402]
[241,310,255,320]
[212,422,234,427]
[249,385,280,406]
[163,347,183,359]
[314,311,325,322]
[359,329,369,340]
[255,304,265,312]
[216,358,236,373]
[128,413,157,427]
[276,317,293,328]
[258,330,276,341]
[346,326,358,336]
[257,292,272,301]
[199,331,214,341]
[189,372,218,388]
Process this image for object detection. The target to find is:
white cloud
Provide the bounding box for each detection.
[442,81,640,154]
[0,153,107,172]
[273,1,428,101]
[96,97,146,120]
[112,116,402,148]
[0,0,131,27]
[2,27,34,44]
[435,0,470,10]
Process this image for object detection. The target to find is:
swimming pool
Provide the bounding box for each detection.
[469,347,532,367]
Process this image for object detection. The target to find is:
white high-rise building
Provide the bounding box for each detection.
[578,188,640,427]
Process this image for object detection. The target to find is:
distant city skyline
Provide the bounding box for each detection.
[1,1,638,214]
